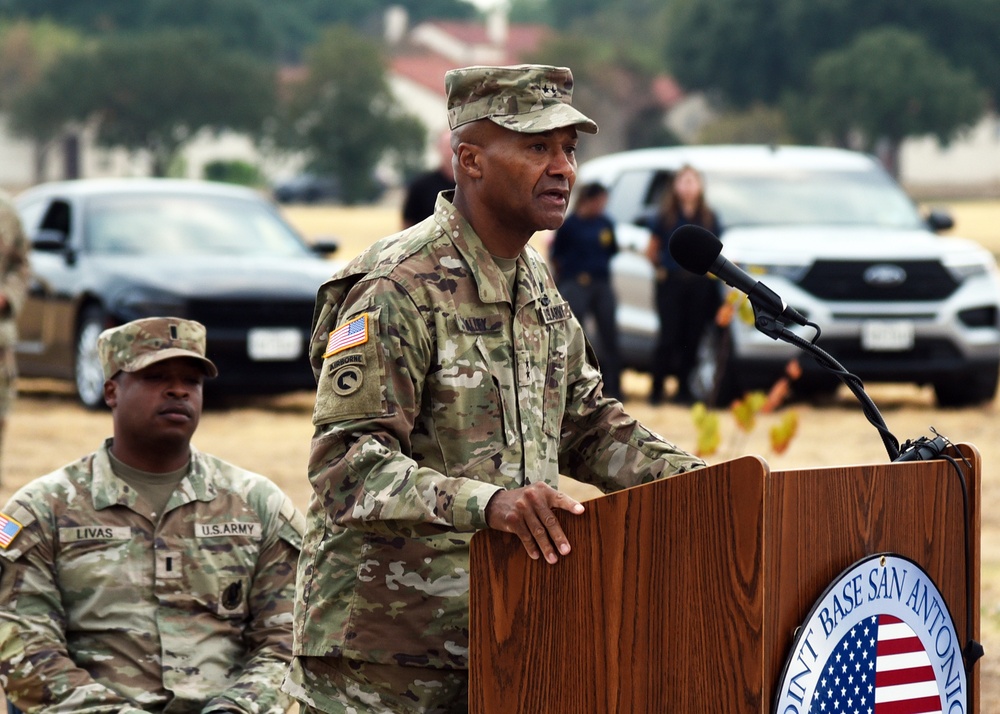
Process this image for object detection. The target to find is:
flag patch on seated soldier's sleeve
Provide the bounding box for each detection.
[324,314,368,358]
[0,512,23,549]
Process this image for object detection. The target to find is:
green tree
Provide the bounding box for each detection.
[0,0,478,60]
[509,0,552,24]
[10,30,276,176]
[279,25,424,205]
[203,159,265,187]
[0,19,83,181]
[143,0,279,57]
[791,28,983,176]
[0,19,81,109]
[665,0,1000,109]
[0,0,147,32]
[665,0,790,107]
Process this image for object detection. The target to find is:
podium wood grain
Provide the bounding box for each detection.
[763,444,981,710]
[469,456,768,713]
[469,446,980,713]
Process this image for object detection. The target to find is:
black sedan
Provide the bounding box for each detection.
[14,178,340,408]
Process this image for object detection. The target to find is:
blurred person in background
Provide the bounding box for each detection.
[549,181,622,399]
[284,63,705,714]
[0,191,29,488]
[0,195,33,713]
[401,129,456,229]
[644,164,723,405]
[0,317,303,714]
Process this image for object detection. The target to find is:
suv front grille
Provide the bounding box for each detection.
[189,300,315,329]
[798,260,958,302]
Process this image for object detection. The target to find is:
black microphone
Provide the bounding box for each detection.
[668,224,809,328]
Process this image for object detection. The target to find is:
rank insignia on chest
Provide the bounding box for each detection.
[0,512,23,549]
[324,314,369,358]
[540,301,572,324]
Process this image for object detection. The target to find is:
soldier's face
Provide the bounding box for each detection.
[107,358,204,448]
[479,124,578,234]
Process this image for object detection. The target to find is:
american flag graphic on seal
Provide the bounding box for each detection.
[810,614,942,713]
[773,554,968,714]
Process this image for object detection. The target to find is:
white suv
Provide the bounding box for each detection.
[577,145,1000,407]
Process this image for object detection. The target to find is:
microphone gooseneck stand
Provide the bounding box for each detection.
[668,223,981,673]
[751,307,983,673]
[749,309,901,461]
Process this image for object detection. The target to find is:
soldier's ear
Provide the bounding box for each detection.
[104,379,118,408]
[456,142,483,179]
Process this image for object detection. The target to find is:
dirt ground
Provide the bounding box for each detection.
[2,199,999,707]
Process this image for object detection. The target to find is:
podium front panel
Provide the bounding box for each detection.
[469,456,769,714]
[764,445,981,710]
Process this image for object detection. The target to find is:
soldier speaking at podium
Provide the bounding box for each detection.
[284,64,706,713]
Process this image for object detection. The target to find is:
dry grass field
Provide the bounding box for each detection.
[2,198,999,707]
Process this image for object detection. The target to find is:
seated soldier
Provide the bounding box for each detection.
[0,317,303,714]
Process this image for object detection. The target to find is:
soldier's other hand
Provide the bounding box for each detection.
[484,483,585,564]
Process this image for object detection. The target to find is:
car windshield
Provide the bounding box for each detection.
[84,193,313,257]
[702,168,924,230]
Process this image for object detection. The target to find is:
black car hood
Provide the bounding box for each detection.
[92,253,338,299]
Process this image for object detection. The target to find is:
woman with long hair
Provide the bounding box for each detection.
[644,164,723,404]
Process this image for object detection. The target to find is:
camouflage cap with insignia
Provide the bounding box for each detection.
[97,317,219,380]
[445,64,598,134]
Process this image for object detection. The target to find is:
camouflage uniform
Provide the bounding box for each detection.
[0,191,30,472]
[0,316,302,713]
[96,316,219,381]
[285,191,706,711]
[0,443,303,713]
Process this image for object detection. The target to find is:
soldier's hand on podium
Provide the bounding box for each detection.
[485,483,585,564]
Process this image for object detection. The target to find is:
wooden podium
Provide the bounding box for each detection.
[468,446,981,713]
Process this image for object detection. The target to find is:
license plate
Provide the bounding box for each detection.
[247,328,302,361]
[860,320,914,351]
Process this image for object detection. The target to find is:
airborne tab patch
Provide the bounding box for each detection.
[324,314,368,358]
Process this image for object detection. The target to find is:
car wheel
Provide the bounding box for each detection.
[688,325,739,408]
[76,307,109,410]
[933,364,1000,408]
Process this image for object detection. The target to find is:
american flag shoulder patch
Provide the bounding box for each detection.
[323,314,369,358]
[0,512,24,549]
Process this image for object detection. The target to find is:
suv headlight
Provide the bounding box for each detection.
[942,260,989,281]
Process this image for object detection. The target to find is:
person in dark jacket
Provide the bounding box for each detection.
[401,130,456,229]
[550,182,622,399]
[644,164,722,405]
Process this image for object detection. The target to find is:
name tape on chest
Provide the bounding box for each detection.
[52,522,261,544]
[540,301,572,324]
[196,522,262,539]
[59,526,131,542]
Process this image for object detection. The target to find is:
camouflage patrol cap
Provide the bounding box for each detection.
[445,64,598,134]
[97,317,219,380]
